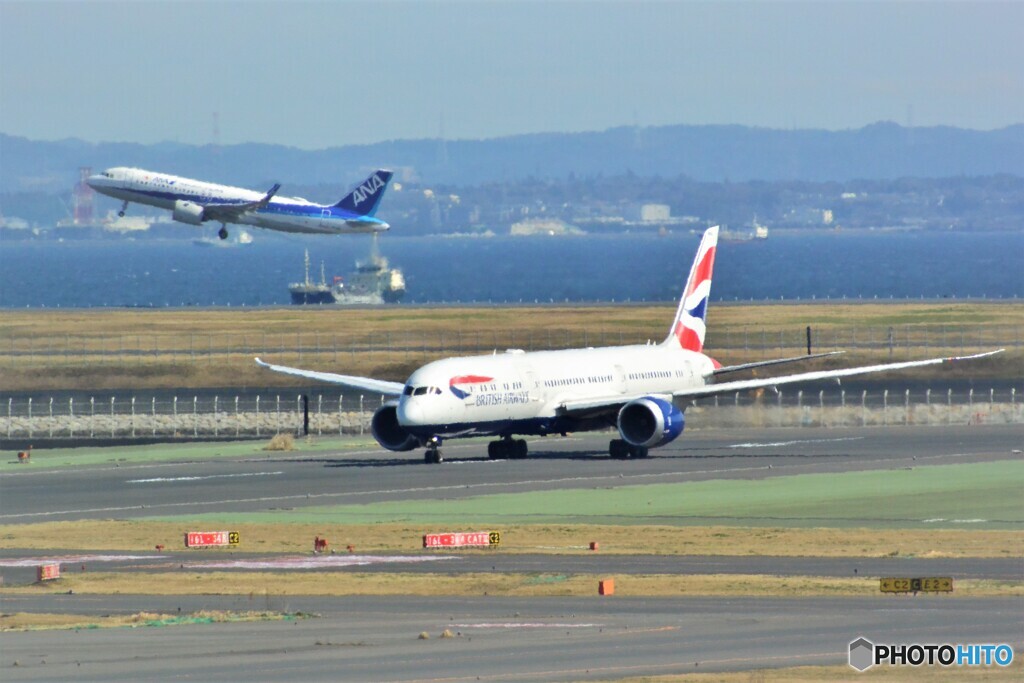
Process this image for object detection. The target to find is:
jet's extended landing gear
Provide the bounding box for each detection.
[218,225,229,240]
[424,438,443,464]
[609,439,648,460]
[118,200,129,218]
[488,437,528,460]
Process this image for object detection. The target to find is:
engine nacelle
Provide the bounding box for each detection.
[617,396,685,448]
[172,200,205,225]
[371,401,418,452]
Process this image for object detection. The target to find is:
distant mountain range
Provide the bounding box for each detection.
[2,122,1022,193]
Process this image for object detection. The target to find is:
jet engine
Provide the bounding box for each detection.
[172,200,205,225]
[371,401,419,451]
[616,396,685,448]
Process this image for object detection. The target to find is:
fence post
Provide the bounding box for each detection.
[317,394,323,436]
[276,395,281,433]
[882,390,888,426]
[256,395,261,437]
[131,397,136,438]
[235,396,240,437]
[904,389,910,425]
[947,389,952,425]
[193,396,198,438]
[27,398,33,439]
[90,397,95,438]
[49,398,53,438]
[6,398,11,438]
[338,395,343,437]
[110,396,116,438]
[214,396,219,437]
[926,388,931,405]
[359,395,365,435]
[69,397,74,438]
[152,396,157,437]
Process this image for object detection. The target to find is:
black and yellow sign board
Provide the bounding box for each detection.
[488,531,501,546]
[880,577,953,593]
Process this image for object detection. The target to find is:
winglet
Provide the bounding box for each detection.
[664,226,719,351]
[335,170,393,215]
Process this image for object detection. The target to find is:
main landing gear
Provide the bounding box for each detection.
[488,437,528,460]
[118,200,129,217]
[609,439,648,460]
[218,225,229,240]
[424,438,443,464]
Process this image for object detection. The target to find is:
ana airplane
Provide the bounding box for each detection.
[257,226,1002,464]
[87,167,393,239]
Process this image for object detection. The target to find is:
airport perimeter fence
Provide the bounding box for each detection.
[2,323,1022,366]
[2,385,1020,445]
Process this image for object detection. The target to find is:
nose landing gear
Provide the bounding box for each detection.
[118,200,129,217]
[218,225,229,240]
[424,437,443,464]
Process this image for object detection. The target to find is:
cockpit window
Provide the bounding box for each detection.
[413,386,428,396]
[432,387,442,395]
[403,385,414,396]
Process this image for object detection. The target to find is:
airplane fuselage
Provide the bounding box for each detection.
[87,167,389,235]
[397,343,715,440]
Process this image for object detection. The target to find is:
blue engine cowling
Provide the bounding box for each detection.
[371,401,419,452]
[616,396,685,448]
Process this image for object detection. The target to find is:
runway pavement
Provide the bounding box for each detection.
[2,425,1021,523]
[2,424,1021,681]
[2,594,1021,682]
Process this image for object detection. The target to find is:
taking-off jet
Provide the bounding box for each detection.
[87,168,393,239]
[258,226,1001,463]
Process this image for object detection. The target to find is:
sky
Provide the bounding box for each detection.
[1,1,1021,149]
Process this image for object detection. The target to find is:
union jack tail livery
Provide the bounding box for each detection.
[664,225,719,352]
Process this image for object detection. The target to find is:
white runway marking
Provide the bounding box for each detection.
[186,554,456,570]
[451,623,602,629]
[728,437,864,449]
[127,471,283,484]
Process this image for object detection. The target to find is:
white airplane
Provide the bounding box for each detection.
[87,167,393,239]
[257,226,1002,464]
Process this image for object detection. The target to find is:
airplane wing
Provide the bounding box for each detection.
[203,183,282,223]
[675,349,1004,401]
[556,349,1003,416]
[255,358,405,396]
[711,351,844,376]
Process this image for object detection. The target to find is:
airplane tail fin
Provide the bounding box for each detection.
[663,226,719,352]
[334,170,394,215]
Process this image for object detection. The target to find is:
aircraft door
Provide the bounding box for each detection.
[320,209,332,228]
[613,365,627,394]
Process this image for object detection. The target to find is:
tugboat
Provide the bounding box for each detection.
[288,250,334,304]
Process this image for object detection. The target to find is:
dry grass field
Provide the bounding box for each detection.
[2,302,1020,390]
[2,521,1018,558]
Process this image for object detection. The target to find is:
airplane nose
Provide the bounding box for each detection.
[86,174,107,190]
[397,399,422,426]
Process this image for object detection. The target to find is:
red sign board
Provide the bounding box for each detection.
[423,531,500,548]
[37,563,61,581]
[185,531,240,548]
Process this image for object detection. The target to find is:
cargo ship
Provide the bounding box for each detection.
[289,242,405,305]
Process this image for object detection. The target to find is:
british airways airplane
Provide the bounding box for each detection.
[87,168,393,239]
[257,226,1001,464]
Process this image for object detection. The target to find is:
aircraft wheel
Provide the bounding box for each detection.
[630,445,649,459]
[488,441,501,459]
[515,439,528,459]
[609,439,630,460]
[425,448,443,464]
[218,226,229,240]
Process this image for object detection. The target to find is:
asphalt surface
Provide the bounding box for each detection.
[2,425,1021,523]
[2,424,1022,681]
[1,595,1021,682]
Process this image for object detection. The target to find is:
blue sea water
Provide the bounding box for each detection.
[0,230,1021,309]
